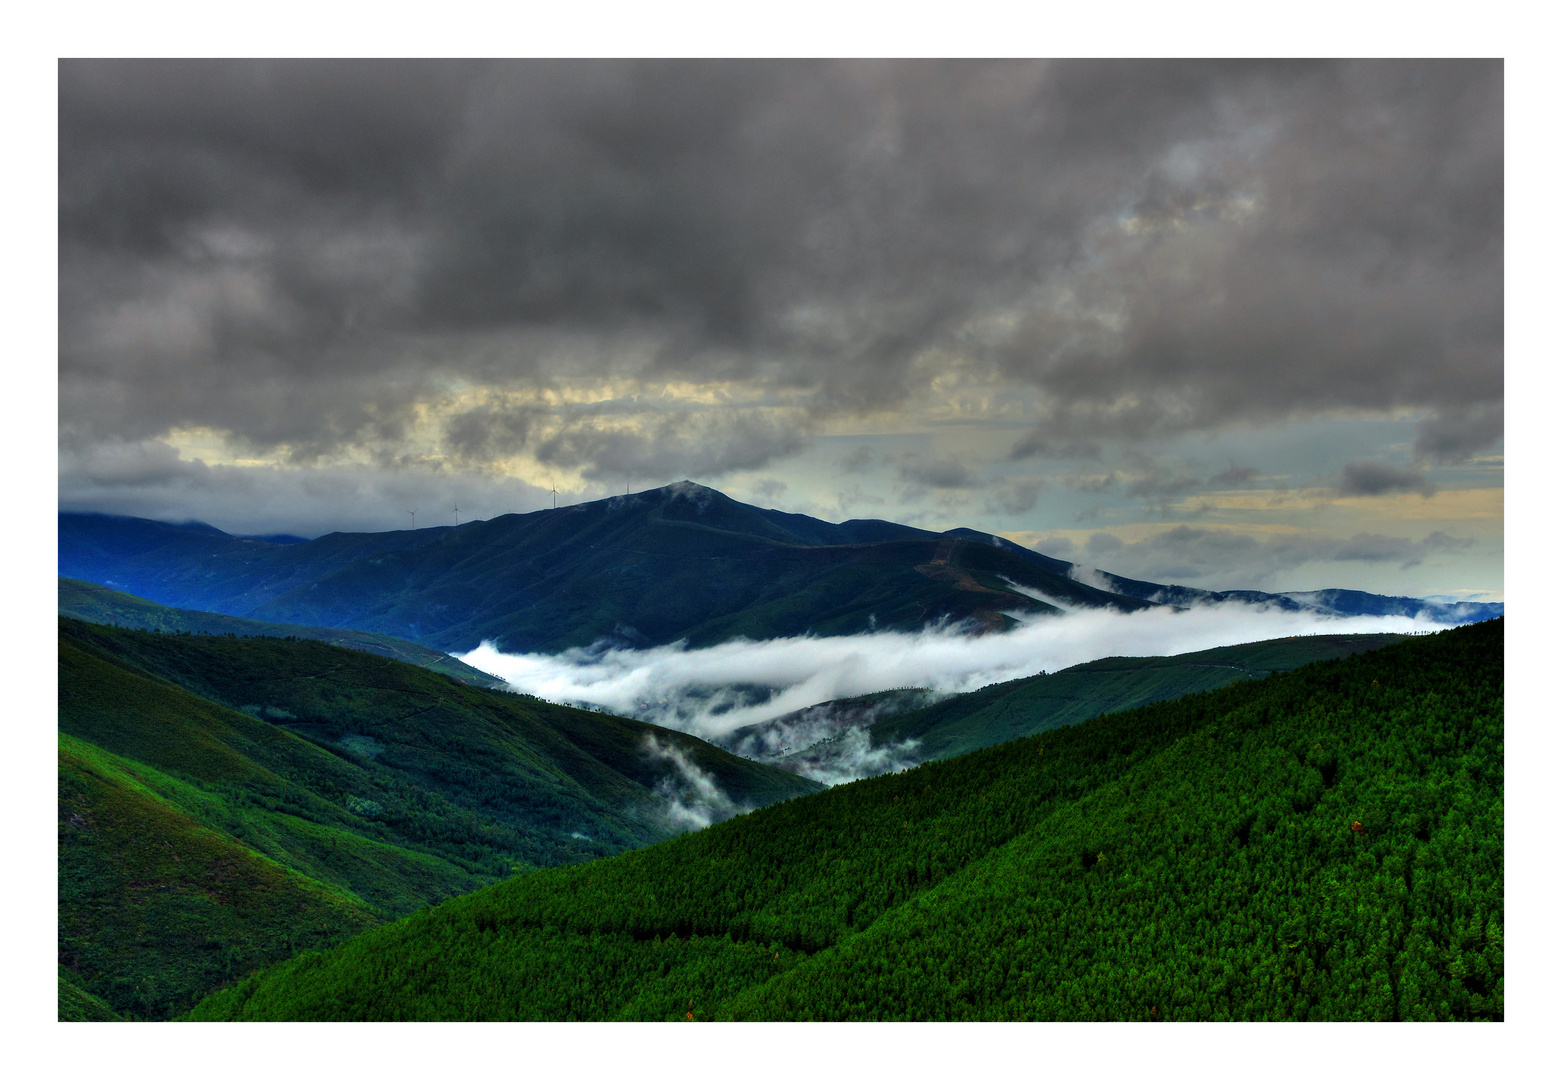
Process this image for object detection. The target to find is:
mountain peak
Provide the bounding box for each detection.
[664,479,720,498]
[637,480,726,513]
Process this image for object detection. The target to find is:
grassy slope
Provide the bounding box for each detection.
[59,734,382,1020]
[183,620,1501,1021]
[58,619,820,1020]
[61,619,819,842]
[871,633,1408,761]
[59,577,506,688]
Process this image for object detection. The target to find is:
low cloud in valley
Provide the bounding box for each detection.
[465,602,1470,781]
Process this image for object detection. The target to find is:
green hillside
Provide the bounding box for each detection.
[58,619,820,1020]
[58,577,506,688]
[58,973,128,1022]
[59,733,383,1020]
[183,619,1502,1021]
[869,633,1409,762]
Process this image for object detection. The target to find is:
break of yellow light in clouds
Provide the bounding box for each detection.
[161,376,789,474]
[1176,486,1503,521]
[163,424,443,471]
[160,364,1042,470]
[443,377,766,409]
[915,360,1043,425]
[811,381,1045,437]
[163,427,291,468]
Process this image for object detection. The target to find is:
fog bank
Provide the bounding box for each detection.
[461,603,1460,745]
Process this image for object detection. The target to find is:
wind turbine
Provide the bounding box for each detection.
[408,508,418,530]
[452,501,460,527]
[551,482,558,510]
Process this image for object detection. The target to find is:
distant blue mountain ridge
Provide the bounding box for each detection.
[58,481,1501,655]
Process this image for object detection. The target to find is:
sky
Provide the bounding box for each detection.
[58,59,1503,600]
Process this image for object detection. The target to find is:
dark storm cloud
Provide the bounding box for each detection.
[1413,402,1505,463]
[1338,460,1435,497]
[991,60,1501,453]
[60,59,1503,486]
[443,403,542,465]
[59,60,475,251]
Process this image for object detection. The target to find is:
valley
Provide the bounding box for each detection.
[734,632,1411,779]
[181,621,1505,1021]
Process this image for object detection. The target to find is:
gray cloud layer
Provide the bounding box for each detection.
[61,60,1503,487]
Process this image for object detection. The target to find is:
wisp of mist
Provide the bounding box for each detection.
[461,603,1454,746]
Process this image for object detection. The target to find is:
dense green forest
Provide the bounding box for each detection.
[864,633,1409,763]
[184,619,1503,1021]
[57,618,819,1020]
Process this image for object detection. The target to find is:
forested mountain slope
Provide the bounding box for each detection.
[862,632,1411,764]
[58,577,506,688]
[58,619,818,1020]
[729,633,1411,777]
[185,619,1503,1021]
[59,485,1144,653]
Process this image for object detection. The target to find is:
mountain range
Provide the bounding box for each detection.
[59,482,1502,656]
